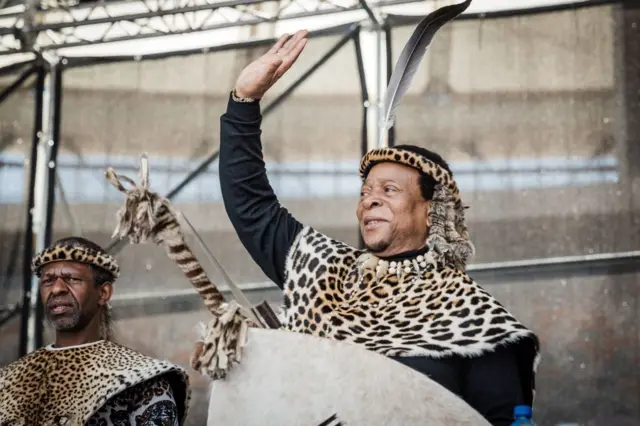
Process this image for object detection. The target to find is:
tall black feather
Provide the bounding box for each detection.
[380,0,472,140]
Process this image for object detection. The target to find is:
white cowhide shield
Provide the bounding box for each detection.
[208,328,491,426]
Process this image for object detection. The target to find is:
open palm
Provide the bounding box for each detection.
[234,30,308,99]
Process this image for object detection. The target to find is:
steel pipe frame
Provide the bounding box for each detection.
[104,23,361,256]
[0,64,37,103]
[50,0,625,262]
[383,21,394,147]
[0,59,36,77]
[0,31,37,337]
[0,302,21,328]
[353,27,367,250]
[358,0,380,26]
[0,0,632,337]
[467,250,640,284]
[2,0,628,254]
[1,0,353,27]
[18,64,45,357]
[0,156,619,176]
[20,0,622,69]
[0,0,625,56]
[61,21,355,68]
[0,0,421,53]
[34,63,63,349]
[353,18,393,248]
[14,61,63,354]
[384,0,624,28]
[0,230,23,328]
[1,0,620,20]
[3,0,263,31]
[108,249,640,319]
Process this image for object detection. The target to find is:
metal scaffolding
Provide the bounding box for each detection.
[0,0,418,53]
[0,0,634,355]
[108,248,640,320]
[0,0,618,54]
[0,14,388,354]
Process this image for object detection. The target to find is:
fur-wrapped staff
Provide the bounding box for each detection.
[105,154,253,380]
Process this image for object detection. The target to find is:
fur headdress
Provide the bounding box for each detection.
[31,238,120,279]
[363,0,473,270]
[359,145,474,270]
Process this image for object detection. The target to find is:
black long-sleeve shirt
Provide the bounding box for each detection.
[219,94,524,426]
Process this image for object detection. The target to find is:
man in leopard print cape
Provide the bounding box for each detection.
[219,30,541,425]
[0,236,190,426]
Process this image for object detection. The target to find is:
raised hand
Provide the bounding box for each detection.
[234,30,309,100]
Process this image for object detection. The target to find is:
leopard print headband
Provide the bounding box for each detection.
[31,244,120,278]
[359,146,474,270]
[359,147,460,201]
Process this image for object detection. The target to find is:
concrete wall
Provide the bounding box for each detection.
[0,6,617,159]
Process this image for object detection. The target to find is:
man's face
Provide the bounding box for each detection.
[356,162,430,257]
[39,261,109,332]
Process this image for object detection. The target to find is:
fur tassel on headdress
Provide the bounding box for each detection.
[105,154,251,380]
[425,185,475,270]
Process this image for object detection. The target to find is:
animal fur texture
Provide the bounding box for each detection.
[105,154,250,380]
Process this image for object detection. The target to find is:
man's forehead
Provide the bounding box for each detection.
[364,162,421,183]
[41,261,90,274]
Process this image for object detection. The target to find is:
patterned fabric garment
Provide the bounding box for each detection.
[87,376,179,426]
[0,340,190,425]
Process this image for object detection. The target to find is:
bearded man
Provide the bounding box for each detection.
[0,236,190,425]
[218,29,540,426]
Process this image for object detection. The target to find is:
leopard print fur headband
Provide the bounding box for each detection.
[359,147,460,198]
[31,244,120,279]
[359,146,474,270]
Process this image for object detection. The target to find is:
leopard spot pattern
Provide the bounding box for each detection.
[282,226,540,402]
[31,245,120,278]
[359,147,461,201]
[0,341,190,426]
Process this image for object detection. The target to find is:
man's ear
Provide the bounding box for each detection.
[425,200,432,228]
[98,282,113,306]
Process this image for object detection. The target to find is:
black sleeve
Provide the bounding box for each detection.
[219,94,304,288]
[462,345,524,426]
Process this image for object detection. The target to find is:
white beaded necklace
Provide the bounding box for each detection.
[339,251,439,309]
[353,250,439,289]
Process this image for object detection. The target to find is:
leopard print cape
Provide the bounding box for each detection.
[282,226,540,404]
[0,340,190,426]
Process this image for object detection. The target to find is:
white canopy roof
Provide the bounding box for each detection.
[0,0,596,68]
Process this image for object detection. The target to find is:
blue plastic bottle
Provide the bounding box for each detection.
[511,405,536,425]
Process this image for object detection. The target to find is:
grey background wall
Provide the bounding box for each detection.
[1,3,639,425]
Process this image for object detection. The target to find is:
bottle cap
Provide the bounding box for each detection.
[514,405,532,417]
